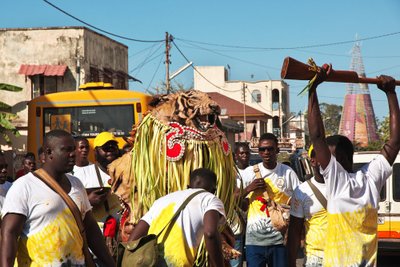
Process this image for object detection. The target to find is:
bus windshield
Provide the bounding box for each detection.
[43,104,134,137]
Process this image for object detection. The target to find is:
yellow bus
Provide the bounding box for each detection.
[27,86,152,162]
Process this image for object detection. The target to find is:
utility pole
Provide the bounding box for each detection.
[165,32,172,94]
[242,82,247,142]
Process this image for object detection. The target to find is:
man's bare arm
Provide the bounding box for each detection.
[84,211,116,267]
[308,64,333,169]
[377,75,400,165]
[287,215,304,267]
[203,210,224,267]
[128,220,149,241]
[0,213,26,267]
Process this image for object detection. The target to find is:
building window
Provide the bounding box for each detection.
[273,116,280,137]
[31,75,58,97]
[90,67,99,82]
[272,89,280,111]
[103,68,113,84]
[116,73,126,89]
[251,90,261,103]
[18,64,67,97]
[393,163,400,201]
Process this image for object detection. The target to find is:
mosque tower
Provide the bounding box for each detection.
[338,42,379,147]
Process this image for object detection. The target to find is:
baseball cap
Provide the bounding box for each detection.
[94,132,118,148]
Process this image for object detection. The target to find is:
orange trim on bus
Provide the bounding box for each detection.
[378,231,400,238]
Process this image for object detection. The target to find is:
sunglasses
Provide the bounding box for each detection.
[101,144,118,152]
[0,164,8,169]
[258,146,275,152]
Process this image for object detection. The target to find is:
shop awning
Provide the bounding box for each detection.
[18,64,68,76]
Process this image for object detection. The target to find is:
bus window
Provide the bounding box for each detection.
[393,163,400,201]
[43,105,134,137]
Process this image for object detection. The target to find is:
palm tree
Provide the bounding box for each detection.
[0,83,22,144]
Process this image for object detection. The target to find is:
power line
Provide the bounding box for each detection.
[129,42,161,58]
[43,0,164,43]
[179,41,400,67]
[171,40,242,93]
[366,64,400,75]
[130,43,164,73]
[145,55,164,94]
[294,48,400,59]
[130,51,164,74]
[175,31,400,50]
[174,40,400,60]
[177,40,279,71]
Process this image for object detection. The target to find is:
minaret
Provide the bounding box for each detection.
[338,42,379,146]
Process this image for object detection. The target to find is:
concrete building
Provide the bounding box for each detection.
[0,26,131,154]
[0,26,133,177]
[285,112,307,151]
[207,92,271,147]
[194,66,291,147]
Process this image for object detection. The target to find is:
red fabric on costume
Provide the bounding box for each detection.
[103,215,117,237]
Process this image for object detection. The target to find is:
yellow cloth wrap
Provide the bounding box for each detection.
[15,208,84,267]
[324,205,378,267]
[148,203,196,267]
[304,209,327,259]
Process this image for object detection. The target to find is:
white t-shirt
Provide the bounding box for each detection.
[290,177,327,260]
[241,162,300,246]
[72,164,110,188]
[0,181,12,215]
[237,168,247,187]
[72,164,120,227]
[2,172,91,267]
[321,154,391,267]
[142,188,226,267]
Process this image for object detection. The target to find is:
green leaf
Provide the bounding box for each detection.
[0,112,17,121]
[0,83,22,145]
[0,83,23,92]
[0,118,16,131]
[0,102,11,111]
[1,132,11,144]
[11,128,21,137]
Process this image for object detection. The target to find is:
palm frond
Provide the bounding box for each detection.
[0,102,11,111]
[0,83,23,92]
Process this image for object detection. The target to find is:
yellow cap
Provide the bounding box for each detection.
[94,132,118,148]
[308,144,314,158]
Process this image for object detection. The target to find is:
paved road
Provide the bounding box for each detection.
[243,254,399,266]
[295,255,399,267]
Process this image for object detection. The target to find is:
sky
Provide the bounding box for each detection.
[2,0,400,121]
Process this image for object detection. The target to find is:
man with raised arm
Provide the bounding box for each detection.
[307,65,400,267]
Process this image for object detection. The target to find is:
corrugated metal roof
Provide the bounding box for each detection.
[18,64,67,76]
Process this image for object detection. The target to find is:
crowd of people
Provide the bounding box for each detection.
[0,71,398,267]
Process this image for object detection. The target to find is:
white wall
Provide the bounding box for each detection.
[193,66,290,135]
